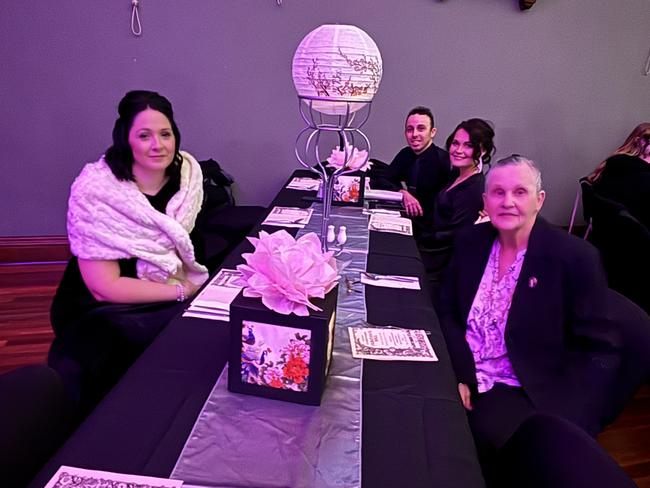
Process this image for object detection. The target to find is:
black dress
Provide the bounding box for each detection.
[49,174,205,413]
[419,171,485,278]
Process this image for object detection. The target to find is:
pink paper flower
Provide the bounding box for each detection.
[326,142,371,172]
[236,230,339,316]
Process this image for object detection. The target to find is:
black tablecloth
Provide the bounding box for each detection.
[30,171,484,488]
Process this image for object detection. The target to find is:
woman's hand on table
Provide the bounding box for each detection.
[181,279,201,299]
[458,383,473,411]
[400,190,423,217]
[79,259,203,303]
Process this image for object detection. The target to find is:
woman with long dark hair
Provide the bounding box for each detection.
[419,118,495,278]
[50,90,208,411]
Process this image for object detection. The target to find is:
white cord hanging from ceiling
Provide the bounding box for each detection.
[131,0,142,36]
[644,47,650,76]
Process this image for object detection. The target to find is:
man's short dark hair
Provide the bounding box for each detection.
[406,106,434,128]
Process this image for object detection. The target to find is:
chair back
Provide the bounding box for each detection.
[497,413,636,488]
[580,177,627,239]
[580,178,650,313]
[0,366,72,488]
[602,289,650,424]
[367,158,389,186]
[198,158,235,212]
[567,181,584,236]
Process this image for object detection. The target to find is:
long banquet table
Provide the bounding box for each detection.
[30,171,485,488]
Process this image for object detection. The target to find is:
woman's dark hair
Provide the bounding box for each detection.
[445,118,496,167]
[104,90,182,181]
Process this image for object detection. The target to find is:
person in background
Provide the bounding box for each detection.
[50,90,209,411]
[439,155,621,481]
[587,122,650,229]
[419,118,495,279]
[372,106,451,235]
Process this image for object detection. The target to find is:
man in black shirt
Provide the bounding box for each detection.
[373,106,451,234]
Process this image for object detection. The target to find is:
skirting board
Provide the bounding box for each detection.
[0,236,71,265]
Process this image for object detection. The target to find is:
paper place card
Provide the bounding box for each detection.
[182,309,230,322]
[183,269,243,322]
[192,269,242,309]
[286,176,321,191]
[349,327,438,362]
[262,206,314,228]
[44,466,183,488]
[368,214,413,236]
[360,271,420,290]
[365,189,404,202]
[362,208,402,217]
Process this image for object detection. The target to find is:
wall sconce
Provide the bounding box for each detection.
[519,0,537,10]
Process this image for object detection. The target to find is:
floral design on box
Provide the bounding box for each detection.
[333,175,361,203]
[241,320,311,392]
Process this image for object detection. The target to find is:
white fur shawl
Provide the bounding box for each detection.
[67,151,209,286]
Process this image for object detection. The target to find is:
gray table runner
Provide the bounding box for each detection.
[172,205,369,488]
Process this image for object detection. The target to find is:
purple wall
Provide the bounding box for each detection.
[1,0,649,236]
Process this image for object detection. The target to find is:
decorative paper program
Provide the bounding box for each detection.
[286,177,321,191]
[349,327,437,361]
[44,466,182,488]
[262,206,313,228]
[368,214,413,236]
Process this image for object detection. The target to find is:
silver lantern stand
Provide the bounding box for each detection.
[294,97,372,252]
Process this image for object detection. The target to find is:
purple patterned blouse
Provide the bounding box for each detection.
[466,239,526,393]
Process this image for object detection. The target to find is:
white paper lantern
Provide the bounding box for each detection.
[292,24,383,115]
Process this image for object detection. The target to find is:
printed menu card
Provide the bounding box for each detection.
[349,327,437,361]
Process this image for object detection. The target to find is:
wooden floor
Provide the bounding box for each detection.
[0,262,649,487]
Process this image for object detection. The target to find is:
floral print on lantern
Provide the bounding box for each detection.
[307,49,381,98]
[241,320,311,392]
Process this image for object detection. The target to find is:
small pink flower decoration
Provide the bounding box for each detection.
[236,230,339,316]
[326,142,371,172]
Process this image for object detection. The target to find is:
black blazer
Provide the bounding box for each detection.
[439,218,621,432]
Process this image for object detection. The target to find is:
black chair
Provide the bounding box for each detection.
[495,413,636,488]
[602,289,650,424]
[367,157,390,184]
[581,178,650,314]
[196,158,265,271]
[0,365,73,488]
[48,296,184,416]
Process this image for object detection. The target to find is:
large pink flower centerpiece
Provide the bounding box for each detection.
[236,230,339,316]
[326,142,371,172]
